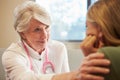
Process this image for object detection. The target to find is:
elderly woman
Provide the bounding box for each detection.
[2,1,110,80]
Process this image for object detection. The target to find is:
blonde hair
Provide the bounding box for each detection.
[14,1,51,32]
[87,0,120,46]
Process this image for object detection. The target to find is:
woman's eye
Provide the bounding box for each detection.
[34,28,41,32]
[45,26,49,29]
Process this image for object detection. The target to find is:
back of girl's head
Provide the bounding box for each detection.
[87,0,120,46]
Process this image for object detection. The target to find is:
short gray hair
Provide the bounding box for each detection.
[14,1,51,32]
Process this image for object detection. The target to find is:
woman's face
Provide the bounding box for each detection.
[86,21,103,47]
[21,18,50,52]
[86,21,100,37]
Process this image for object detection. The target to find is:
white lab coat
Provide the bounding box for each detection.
[2,40,70,80]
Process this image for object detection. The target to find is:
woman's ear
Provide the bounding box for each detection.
[19,32,26,40]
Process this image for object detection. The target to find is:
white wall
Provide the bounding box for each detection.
[0,0,28,48]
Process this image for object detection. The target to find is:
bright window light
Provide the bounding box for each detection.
[36,0,97,41]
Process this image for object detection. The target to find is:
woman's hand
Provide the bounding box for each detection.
[78,53,110,80]
[80,35,103,56]
[52,53,110,80]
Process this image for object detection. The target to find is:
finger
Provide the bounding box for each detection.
[99,41,104,48]
[81,66,110,74]
[80,35,95,48]
[80,35,94,46]
[80,36,97,56]
[80,53,106,66]
[85,59,110,66]
[84,36,96,47]
[78,73,104,80]
[86,53,105,60]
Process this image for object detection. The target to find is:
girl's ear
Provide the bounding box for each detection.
[99,32,103,38]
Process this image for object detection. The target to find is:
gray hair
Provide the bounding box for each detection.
[14,1,51,32]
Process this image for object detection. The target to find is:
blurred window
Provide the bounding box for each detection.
[36,0,98,41]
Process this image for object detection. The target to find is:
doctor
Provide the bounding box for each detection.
[2,1,110,80]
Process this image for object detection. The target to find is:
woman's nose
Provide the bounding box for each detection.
[40,29,48,38]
